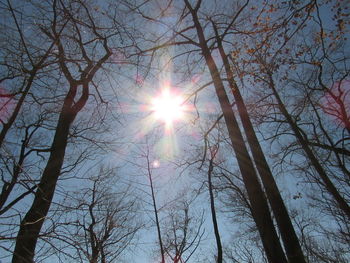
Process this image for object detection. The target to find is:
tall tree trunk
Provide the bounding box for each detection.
[88,182,99,263]
[12,83,89,263]
[10,1,110,260]
[208,156,223,263]
[147,156,165,263]
[184,1,287,262]
[267,72,350,219]
[213,29,306,263]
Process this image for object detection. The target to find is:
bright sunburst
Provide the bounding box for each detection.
[151,89,186,128]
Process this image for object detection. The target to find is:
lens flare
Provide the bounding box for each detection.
[152,160,160,168]
[150,89,186,129]
[322,80,350,129]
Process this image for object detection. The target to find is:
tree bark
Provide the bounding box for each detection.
[184,1,287,262]
[12,83,89,263]
[214,31,306,262]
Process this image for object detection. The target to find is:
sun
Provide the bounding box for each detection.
[151,89,185,127]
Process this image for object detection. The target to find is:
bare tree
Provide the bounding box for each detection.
[206,142,223,263]
[232,0,350,225]
[0,0,64,218]
[0,0,60,148]
[48,166,141,263]
[11,0,132,260]
[182,1,287,262]
[211,16,306,263]
[143,143,166,263]
[223,0,350,258]
[162,200,205,263]
[2,0,349,262]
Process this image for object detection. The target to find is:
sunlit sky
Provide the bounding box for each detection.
[1,0,348,262]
